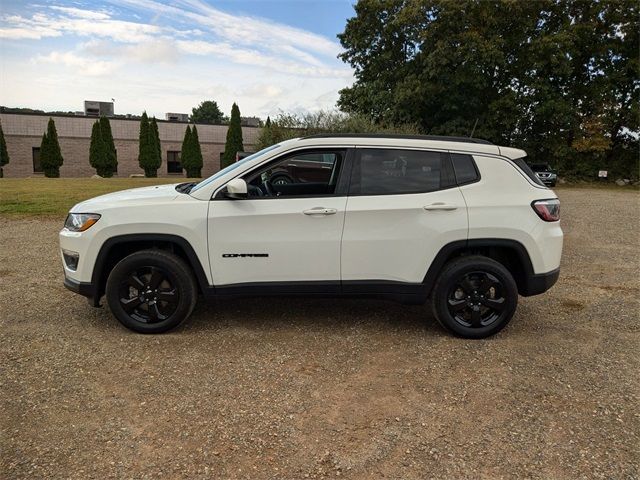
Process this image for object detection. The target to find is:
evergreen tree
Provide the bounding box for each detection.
[138,112,161,177]
[89,120,106,176]
[150,117,162,174]
[222,103,244,169]
[40,117,63,177]
[89,119,118,177]
[39,132,49,174]
[188,124,203,178]
[99,115,117,175]
[180,125,192,176]
[0,119,8,178]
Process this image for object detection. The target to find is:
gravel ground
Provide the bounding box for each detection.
[1,188,639,479]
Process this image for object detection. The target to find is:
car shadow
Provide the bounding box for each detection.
[180,295,443,337]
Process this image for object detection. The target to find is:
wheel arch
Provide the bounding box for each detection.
[92,234,210,303]
[423,239,536,297]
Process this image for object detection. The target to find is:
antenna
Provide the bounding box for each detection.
[470,118,479,138]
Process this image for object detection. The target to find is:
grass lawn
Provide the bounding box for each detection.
[0,178,191,217]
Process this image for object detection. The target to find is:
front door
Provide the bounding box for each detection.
[208,149,350,288]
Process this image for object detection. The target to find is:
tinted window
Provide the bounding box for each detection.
[32,147,42,173]
[167,151,182,174]
[451,153,479,184]
[351,149,446,195]
[244,150,344,198]
[513,157,545,186]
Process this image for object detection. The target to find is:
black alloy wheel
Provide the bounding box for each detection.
[118,266,179,324]
[431,255,518,338]
[106,250,197,333]
[447,271,506,328]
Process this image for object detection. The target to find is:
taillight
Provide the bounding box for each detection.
[532,199,560,222]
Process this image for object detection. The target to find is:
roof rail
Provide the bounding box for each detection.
[301,133,494,145]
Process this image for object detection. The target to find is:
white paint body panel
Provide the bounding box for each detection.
[60,185,211,284]
[462,155,563,273]
[341,188,468,282]
[207,197,347,284]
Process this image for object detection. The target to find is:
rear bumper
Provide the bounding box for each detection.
[520,268,560,296]
[63,276,100,306]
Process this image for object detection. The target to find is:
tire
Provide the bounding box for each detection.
[431,255,518,339]
[105,249,198,333]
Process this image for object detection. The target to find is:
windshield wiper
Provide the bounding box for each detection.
[175,182,197,194]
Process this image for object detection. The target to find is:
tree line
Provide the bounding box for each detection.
[0,102,246,178]
[336,0,638,179]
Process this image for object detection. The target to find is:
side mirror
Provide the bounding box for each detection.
[225,178,248,199]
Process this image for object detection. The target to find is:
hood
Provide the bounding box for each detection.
[70,183,181,212]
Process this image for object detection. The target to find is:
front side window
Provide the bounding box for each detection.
[350,149,450,195]
[244,150,345,198]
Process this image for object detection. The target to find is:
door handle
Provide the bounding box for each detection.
[303,207,337,216]
[423,203,458,211]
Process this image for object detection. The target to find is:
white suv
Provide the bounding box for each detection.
[60,134,563,338]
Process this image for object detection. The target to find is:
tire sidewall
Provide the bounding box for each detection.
[433,258,518,339]
[106,252,196,334]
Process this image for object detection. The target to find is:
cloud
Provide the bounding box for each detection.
[49,6,110,20]
[0,11,162,43]
[36,51,118,76]
[1,1,354,117]
[175,39,351,78]
[112,0,340,57]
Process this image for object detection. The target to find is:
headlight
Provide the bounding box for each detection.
[64,213,101,232]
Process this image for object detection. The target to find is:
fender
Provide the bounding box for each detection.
[422,238,549,297]
[91,233,211,302]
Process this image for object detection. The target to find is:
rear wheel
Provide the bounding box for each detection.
[431,256,518,338]
[105,250,197,333]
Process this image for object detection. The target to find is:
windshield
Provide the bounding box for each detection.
[190,144,281,193]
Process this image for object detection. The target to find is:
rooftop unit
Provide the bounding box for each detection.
[166,112,190,122]
[84,100,114,117]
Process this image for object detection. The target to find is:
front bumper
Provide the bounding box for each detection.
[63,276,101,306]
[520,268,560,296]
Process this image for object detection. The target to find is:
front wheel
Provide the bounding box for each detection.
[431,256,518,338]
[105,250,197,333]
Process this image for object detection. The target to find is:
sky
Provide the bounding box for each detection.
[0,0,356,119]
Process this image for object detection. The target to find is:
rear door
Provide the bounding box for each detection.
[341,148,468,285]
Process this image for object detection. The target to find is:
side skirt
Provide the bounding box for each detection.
[203,281,428,305]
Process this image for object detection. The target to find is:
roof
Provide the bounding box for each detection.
[302,133,494,145]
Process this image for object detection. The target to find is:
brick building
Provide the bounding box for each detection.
[0,112,260,178]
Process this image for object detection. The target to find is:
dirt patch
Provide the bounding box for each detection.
[1,188,639,479]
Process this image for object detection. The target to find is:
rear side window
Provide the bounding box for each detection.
[350,149,451,195]
[450,153,479,184]
[512,157,545,186]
